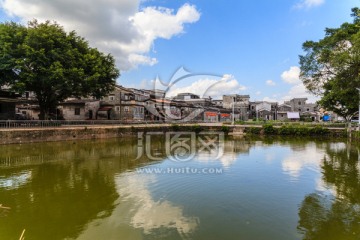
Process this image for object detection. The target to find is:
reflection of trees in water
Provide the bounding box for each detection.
[322,144,360,203]
[0,138,167,240]
[0,136,256,239]
[250,136,344,151]
[0,138,148,169]
[0,162,118,240]
[298,143,360,240]
[298,194,360,240]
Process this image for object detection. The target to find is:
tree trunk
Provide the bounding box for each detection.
[347,121,352,139]
[38,101,50,120]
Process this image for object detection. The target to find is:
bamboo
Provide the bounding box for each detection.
[19,229,25,240]
[0,204,11,210]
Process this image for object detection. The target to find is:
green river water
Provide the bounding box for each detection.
[0,136,359,240]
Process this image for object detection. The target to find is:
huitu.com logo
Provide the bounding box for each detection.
[136,131,224,162]
[144,67,224,122]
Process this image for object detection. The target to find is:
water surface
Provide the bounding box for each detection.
[0,136,359,240]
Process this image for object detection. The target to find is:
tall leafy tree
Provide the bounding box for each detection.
[299,8,360,121]
[0,20,119,119]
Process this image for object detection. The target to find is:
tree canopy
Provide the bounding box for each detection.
[298,144,360,239]
[0,20,119,119]
[299,8,360,120]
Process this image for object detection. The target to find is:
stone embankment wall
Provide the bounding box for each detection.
[0,124,348,145]
[0,124,225,145]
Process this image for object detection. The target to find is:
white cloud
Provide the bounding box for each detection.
[263,96,278,102]
[166,74,247,99]
[282,83,319,103]
[115,175,198,234]
[282,143,325,179]
[266,80,276,86]
[295,0,325,9]
[255,91,261,95]
[281,66,301,84]
[76,174,198,239]
[128,53,158,68]
[0,1,200,71]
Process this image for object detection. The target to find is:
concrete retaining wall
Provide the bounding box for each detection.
[0,124,225,145]
[0,124,347,145]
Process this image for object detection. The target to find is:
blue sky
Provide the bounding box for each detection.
[0,0,358,102]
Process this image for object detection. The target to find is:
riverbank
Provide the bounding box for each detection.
[0,123,351,145]
[0,123,226,145]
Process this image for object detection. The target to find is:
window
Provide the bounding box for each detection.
[307,108,310,111]
[298,108,301,112]
[109,95,115,101]
[124,107,129,112]
[115,106,120,111]
[0,104,2,113]
[74,108,80,115]
[298,101,301,105]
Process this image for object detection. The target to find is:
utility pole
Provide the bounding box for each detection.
[232,96,236,125]
[119,91,122,122]
[357,88,360,131]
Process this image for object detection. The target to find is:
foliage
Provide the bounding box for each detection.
[352,130,360,139]
[298,145,360,239]
[299,8,360,121]
[190,124,203,134]
[246,127,261,135]
[311,125,330,135]
[263,123,277,135]
[221,125,230,134]
[276,125,329,136]
[171,124,180,131]
[0,20,119,119]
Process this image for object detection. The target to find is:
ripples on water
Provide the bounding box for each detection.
[0,137,359,240]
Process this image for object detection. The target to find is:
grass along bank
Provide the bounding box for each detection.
[243,123,346,137]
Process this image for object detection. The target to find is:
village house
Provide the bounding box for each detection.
[99,85,147,121]
[223,94,250,121]
[1,81,327,123]
[0,90,19,120]
[16,104,41,120]
[276,103,292,121]
[249,101,278,120]
[212,99,223,108]
[283,98,318,121]
[173,93,213,107]
[59,99,100,120]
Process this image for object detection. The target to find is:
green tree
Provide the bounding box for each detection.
[297,144,360,240]
[299,8,360,121]
[0,20,119,119]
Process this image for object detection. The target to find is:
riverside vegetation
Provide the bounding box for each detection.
[245,123,346,137]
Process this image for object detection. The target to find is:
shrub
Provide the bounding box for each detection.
[171,124,180,131]
[263,124,277,135]
[221,125,230,134]
[310,126,329,135]
[191,124,203,134]
[275,125,329,136]
[247,127,261,134]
